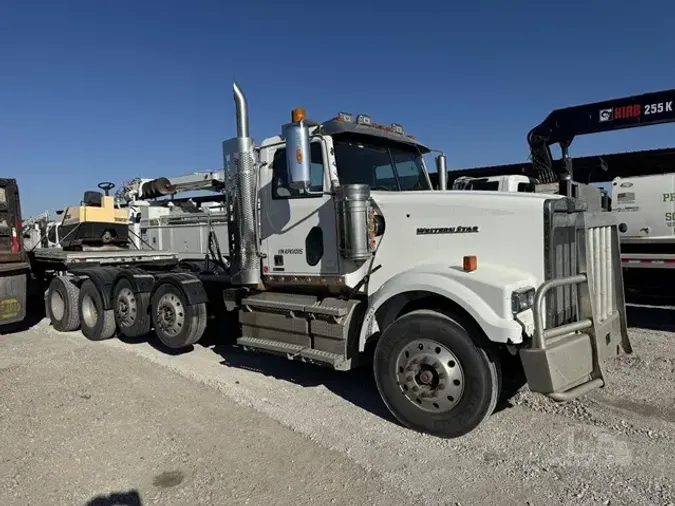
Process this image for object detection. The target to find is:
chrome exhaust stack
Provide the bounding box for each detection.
[224,82,260,286]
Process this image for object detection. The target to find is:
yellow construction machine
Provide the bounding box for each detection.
[58,182,129,250]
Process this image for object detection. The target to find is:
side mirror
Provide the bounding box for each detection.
[282,108,312,190]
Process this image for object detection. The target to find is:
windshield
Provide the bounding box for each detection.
[333,139,430,191]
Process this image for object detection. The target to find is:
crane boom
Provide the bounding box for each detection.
[118,170,225,203]
[528,88,675,183]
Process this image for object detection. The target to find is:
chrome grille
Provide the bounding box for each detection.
[543,198,620,331]
[587,225,615,321]
[544,214,579,328]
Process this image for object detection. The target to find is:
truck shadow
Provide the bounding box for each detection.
[114,321,398,424]
[626,304,675,332]
[199,325,526,427]
[209,340,397,424]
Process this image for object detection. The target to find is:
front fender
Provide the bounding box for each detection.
[359,263,537,351]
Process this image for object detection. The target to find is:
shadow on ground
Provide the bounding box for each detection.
[626,303,675,332]
[114,318,530,429]
[198,323,398,423]
[86,489,142,506]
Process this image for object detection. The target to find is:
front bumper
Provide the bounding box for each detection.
[519,272,632,401]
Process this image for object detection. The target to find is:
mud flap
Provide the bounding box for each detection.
[0,265,29,326]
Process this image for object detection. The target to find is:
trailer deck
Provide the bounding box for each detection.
[30,248,206,268]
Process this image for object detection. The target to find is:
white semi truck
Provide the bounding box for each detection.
[20,83,631,439]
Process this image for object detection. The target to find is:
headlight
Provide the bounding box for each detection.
[511,287,535,313]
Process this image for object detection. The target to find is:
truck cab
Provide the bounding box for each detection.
[221,83,631,438]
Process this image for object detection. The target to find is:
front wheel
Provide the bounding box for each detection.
[373,309,500,438]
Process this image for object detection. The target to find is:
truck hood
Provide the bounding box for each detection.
[360,189,553,293]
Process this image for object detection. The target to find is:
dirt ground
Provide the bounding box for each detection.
[1,304,674,506]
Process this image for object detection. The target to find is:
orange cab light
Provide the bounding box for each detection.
[463,255,477,272]
[292,107,306,122]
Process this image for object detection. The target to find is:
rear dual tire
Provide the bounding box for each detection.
[113,278,151,338]
[150,283,207,349]
[46,276,81,332]
[79,280,116,341]
[373,309,501,439]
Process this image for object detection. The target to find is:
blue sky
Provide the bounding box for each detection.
[1,0,675,216]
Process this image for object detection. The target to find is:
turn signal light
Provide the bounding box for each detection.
[463,255,477,272]
[292,107,306,123]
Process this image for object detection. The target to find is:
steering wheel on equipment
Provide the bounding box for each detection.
[97,181,116,196]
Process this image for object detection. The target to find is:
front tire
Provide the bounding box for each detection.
[79,279,117,341]
[373,309,500,438]
[151,283,207,349]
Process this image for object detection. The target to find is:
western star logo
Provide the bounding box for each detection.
[416,226,479,235]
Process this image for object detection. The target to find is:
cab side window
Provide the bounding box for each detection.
[272,142,325,199]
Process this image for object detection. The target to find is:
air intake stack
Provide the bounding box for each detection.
[223,82,261,286]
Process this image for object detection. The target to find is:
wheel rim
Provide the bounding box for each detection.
[50,290,65,321]
[81,294,98,329]
[395,338,465,413]
[156,293,184,336]
[115,287,137,327]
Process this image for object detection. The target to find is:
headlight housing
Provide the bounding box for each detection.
[511,287,535,313]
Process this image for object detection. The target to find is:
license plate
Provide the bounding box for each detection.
[0,298,20,320]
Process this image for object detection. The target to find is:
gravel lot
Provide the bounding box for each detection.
[1,305,674,506]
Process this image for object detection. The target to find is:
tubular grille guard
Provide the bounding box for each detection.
[529,205,631,401]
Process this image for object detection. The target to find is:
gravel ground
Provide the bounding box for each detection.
[1,306,674,506]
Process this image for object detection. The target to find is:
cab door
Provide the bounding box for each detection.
[260,139,339,277]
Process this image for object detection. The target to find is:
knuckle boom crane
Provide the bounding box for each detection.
[527,88,675,189]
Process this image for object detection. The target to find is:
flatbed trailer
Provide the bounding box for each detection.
[30,248,199,268]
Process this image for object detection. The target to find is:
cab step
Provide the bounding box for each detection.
[236,336,350,370]
[237,292,365,366]
[236,337,304,357]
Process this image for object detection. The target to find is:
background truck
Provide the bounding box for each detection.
[0,178,30,327]
[11,83,631,439]
[611,173,675,301]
